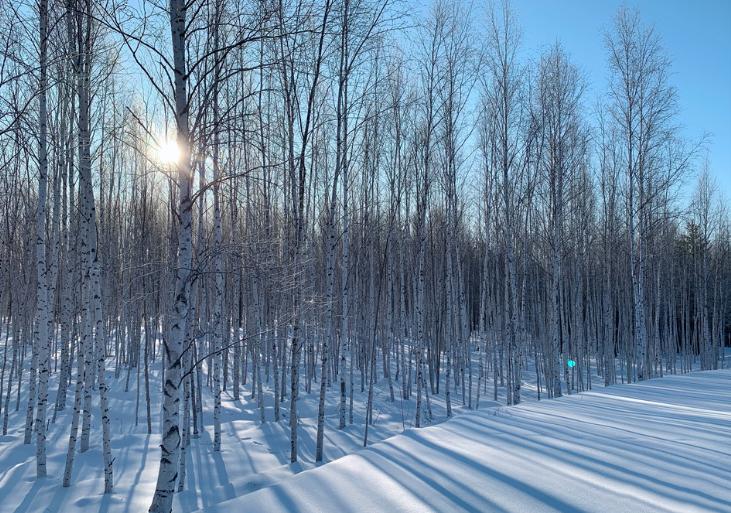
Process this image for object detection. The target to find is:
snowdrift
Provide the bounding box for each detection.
[201,370,731,513]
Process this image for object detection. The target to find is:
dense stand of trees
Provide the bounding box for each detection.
[0,0,728,511]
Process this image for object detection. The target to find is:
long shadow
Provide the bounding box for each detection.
[211,449,235,500]
[458,412,729,480]
[96,492,118,513]
[127,434,151,505]
[359,450,467,511]
[457,427,678,512]
[449,422,714,513]
[245,484,301,513]
[545,396,731,437]
[11,479,45,513]
[508,405,731,461]
[461,402,731,472]
[389,432,589,513]
[454,416,731,512]
[384,445,499,512]
[11,478,71,513]
[302,464,377,513]
[462,410,730,481]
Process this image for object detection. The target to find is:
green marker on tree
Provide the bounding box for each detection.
[567,359,576,368]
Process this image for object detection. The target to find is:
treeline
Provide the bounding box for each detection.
[0,0,728,510]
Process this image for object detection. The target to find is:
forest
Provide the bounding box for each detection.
[0,0,728,512]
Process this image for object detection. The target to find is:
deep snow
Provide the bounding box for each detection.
[200,370,731,513]
[0,351,728,513]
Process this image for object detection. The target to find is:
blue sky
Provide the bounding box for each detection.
[512,0,731,200]
[406,0,731,201]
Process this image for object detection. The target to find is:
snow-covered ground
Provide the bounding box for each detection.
[0,347,474,513]
[200,369,731,513]
[0,352,728,513]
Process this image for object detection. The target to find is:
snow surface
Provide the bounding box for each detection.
[199,370,731,513]
[0,358,728,513]
[0,347,473,513]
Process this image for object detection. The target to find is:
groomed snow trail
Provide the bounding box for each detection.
[201,370,731,513]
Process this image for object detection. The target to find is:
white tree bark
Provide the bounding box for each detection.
[33,0,51,477]
[149,0,193,509]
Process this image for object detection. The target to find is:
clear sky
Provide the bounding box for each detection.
[510,0,731,201]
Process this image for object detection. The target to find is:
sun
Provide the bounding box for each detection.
[157,139,180,165]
